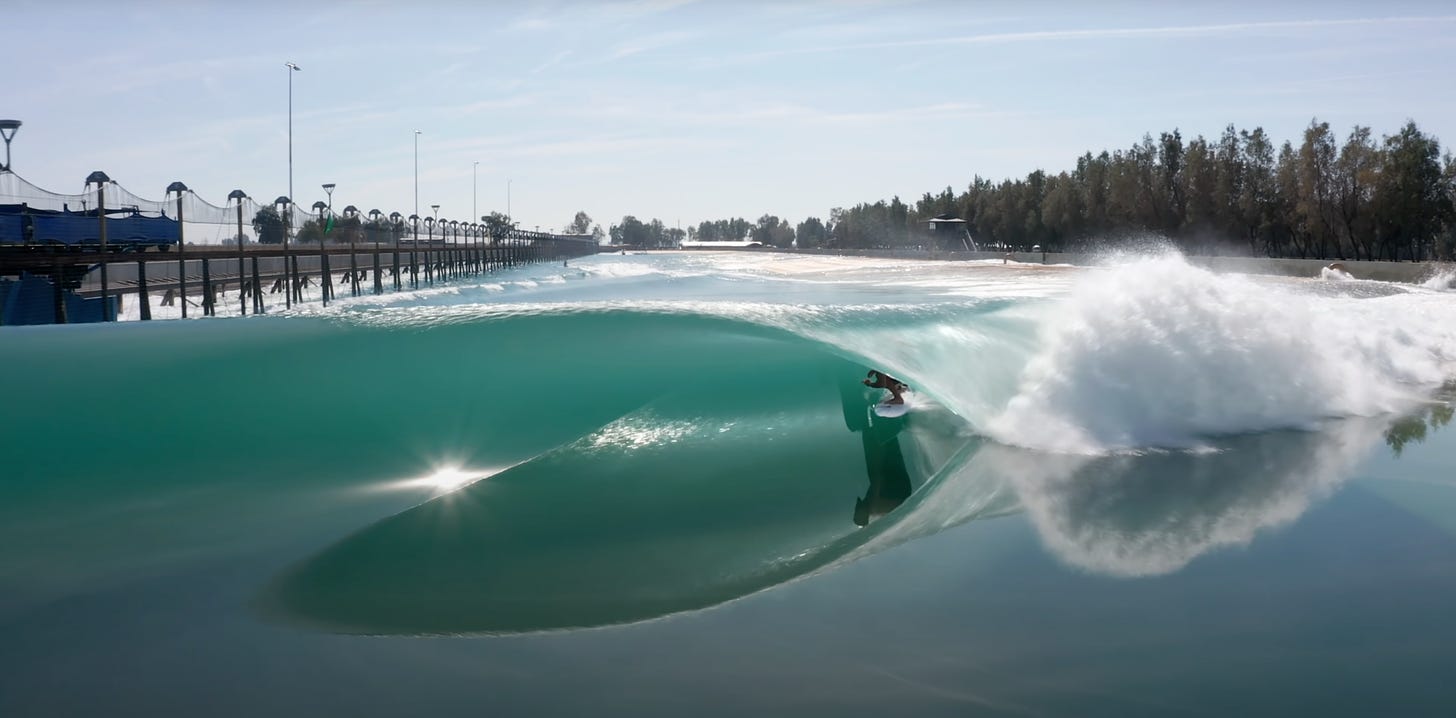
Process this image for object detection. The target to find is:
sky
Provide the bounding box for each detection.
[5,0,1456,237]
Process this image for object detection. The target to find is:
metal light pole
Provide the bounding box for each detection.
[430,204,440,285]
[285,62,300,212]
[276,196,292,309]
[423,215,435,285]
[312,200,328,305]
[86,171,112,321]
[409,214,420,288]
[389,211,402,291]
[507,178,512,222]
[368,208,382,295]
[473,161,479,224]
[228,189,248,316]
[166,181,189,318]
[322,183,335,245]
[342,204,359,296]
[0,119,20,172]
[322,182,336,303]
[413,130,422,240]
[449,220,458,278]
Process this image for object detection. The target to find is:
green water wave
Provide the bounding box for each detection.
[1,301,1011,618]
[259,372,983,635]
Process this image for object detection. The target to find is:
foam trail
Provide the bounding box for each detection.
[985,254,1456,453]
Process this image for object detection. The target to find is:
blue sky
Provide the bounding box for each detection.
[6,0,1456,235]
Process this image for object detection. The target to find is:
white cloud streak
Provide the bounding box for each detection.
[727,15,1456,64]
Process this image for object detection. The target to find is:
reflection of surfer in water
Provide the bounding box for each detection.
[854,416,913,526]
[863,370,908,405]
[839,366,916,526]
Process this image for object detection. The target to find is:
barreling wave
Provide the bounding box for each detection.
[6,251,1456,632]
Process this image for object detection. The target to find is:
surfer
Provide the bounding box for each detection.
[864,370,908,405]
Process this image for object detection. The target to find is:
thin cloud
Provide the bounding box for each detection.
[509,17,556,31]
[530,50,573,75]
[605,30,697,60]
[725,15,1456,64]
[577,99,1010,128]
[598,0,701,20]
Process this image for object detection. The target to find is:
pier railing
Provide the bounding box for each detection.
[0,170,599,324]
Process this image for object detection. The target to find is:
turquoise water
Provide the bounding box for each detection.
[2,251,1455,716]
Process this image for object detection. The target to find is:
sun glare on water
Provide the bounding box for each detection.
[372,464,498,495]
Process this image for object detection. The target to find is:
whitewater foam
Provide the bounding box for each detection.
[1423,269,1456,291]
[985,254,1456,454]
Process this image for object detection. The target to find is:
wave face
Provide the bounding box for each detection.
[3,251,1455,633]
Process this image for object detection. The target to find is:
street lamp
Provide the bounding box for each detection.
[413,130,422,236]
[473,161,479,223]
[312,197,329,305]
[228,189,249,316]
[166,180,190,318]
[468,222,478,271]
[275,195,293,309]
[423,212,435,283]
[368,208,383,295]
[87,171,113,321]
[389,211,403,291]
[285,62,301,209]
[0,119,21,172]
[408,213,420,288]
[321,182,336,241]
[368,209,382,256]
[311,200,327,235]
[343,204,360,296]
[429,205,440,283]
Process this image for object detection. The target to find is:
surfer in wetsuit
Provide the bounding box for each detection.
[864,370,908,405]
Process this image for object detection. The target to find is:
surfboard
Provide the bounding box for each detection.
[873,401,910,418]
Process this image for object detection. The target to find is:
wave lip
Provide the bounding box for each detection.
[984,254,1456,454]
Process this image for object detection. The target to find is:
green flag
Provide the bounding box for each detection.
[325,215,335,234]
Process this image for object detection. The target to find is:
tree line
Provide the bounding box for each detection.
[249,208,525,245]
[608,119,1456,260]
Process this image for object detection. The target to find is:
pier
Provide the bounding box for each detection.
[0,235,597,324]
[0,169,599,325]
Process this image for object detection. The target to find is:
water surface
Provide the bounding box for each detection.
[3,251,1455,716]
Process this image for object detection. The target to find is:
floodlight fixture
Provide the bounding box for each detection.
[0,119,20,171]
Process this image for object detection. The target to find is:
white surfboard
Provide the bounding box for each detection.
[873,400,910,418]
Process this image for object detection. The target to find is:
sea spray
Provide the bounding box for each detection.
[986,254,1456,453]
[1423,269,1456,291]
